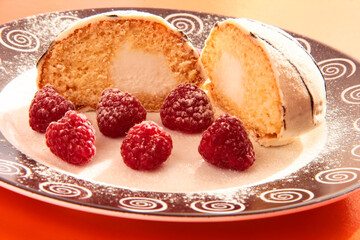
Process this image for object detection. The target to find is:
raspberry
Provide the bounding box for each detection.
[97,88,147,138]
[120,121,172,170]
[160,83,214,133]
[198,114,255,171]
[45,110,96,165]
[29,85,75,133]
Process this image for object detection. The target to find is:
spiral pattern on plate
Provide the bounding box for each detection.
[351,145,360,160]
[52,15,80,32]
[315,168,360,184]
[0,26,40,52]
[295,37,311,53]
[318,58,356,80]
[39,182,92,199]
[0,160,31,178]
[260,188,314,203]
[119,197,167,212]
[354,118,360,132]
[190,200,246,214]
[165,13,204,35]
[341,84,360,104]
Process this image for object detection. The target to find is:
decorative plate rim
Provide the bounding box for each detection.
[0,7,359,222]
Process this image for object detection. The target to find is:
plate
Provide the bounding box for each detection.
[0,7,359,222]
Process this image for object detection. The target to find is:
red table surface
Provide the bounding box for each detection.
[0,186,359,240]
[0,1,359,239]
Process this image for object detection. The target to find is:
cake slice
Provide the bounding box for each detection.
[36,10,207,111]
[200,18,326,146]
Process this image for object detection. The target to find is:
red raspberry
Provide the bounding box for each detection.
[97,88,147,138]
[160,83,214,133]
[120,121,173,170]
[198,114,255,171]
[29,85,75,133]
[45,110,96,165]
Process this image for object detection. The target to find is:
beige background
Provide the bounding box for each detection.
[0,0,359,61]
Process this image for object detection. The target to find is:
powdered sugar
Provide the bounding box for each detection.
[0,68,328,192]
[160,83,214,133]
[97,88,146,137]
[120,121,172,170]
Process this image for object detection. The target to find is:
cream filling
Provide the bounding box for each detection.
[213,51,244,106]
[110,44,177,96]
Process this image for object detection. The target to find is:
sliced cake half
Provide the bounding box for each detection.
[200,18,326,146]
[36,10,207,111]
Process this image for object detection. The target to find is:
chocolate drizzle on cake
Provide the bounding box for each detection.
[246,19,325,83]
[256,35,315,125]
[282,106,287,130]
[106,14,119,18]
[36,40,56,68]
[179,31,189,41]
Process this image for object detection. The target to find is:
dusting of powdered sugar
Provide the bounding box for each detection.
[0,68,328,194]
[0,11,81,81]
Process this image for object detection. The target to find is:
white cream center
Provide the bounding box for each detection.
[213,51,244,105]
[110,44,177,96]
